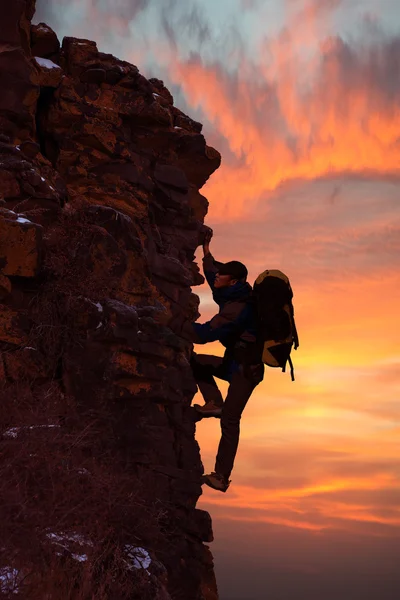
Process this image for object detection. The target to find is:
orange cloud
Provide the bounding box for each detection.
[198,473,400,534]
[167,13,400,217]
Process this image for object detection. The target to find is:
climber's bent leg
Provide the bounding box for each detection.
[214,364,264,481]
[191,353,228,412]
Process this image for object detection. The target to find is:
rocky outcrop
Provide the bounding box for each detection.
[0,1,220,598]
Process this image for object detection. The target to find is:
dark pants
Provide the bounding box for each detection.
[191,353,264,480]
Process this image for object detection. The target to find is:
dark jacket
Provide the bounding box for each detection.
[178,253,258,358]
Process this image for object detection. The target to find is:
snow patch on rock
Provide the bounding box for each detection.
[46,532,93,547]
[46,531,93,563]
[34,57,61,70]
[71,553,88,562]
[0,567,20,594]
[124,545,151,570]
[3,424,60,438]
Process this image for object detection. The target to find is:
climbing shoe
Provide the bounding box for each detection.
[202,472,230,493]
[193,402,222,417]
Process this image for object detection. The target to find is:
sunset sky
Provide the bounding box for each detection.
[35,1,400,598]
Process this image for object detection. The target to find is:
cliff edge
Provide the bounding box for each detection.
[0,1,220,598]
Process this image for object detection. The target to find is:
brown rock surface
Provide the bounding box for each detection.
[0,3,221,600]
[31,22,60,59]
[0,273,11,299]
[0,211,43,276]
[0,0,39,140]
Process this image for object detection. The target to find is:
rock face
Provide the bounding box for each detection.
[0,2,220,599]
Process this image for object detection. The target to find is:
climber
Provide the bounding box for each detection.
[171,229,264,493]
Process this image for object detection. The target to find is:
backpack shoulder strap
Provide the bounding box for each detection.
[288,300,299,350]
[288,356,295,381]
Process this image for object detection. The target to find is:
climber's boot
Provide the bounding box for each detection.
[202,472,230,493]
[193,402,222,418]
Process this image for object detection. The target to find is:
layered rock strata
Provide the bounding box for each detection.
[0,2,220,598]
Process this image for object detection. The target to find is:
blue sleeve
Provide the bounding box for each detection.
[192,319,239,344]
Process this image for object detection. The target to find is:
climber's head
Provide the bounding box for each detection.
[214,261,248,289]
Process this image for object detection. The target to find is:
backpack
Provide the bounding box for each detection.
[252,270,299,381]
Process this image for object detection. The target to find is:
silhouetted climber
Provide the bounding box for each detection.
[172,229,264,492]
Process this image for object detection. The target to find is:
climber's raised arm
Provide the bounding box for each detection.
[202,227,212,257]
[201,228,219,291]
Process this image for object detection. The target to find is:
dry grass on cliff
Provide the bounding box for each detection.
[42,199,121,296]
[0,379,169,599]
[0,201,168,599]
